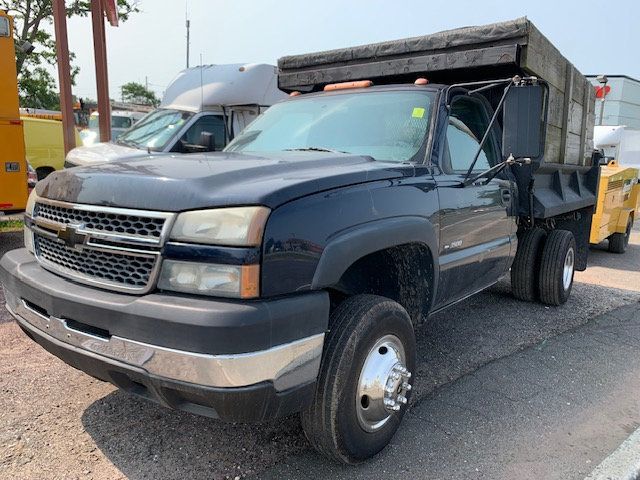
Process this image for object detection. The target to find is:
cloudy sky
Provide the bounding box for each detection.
[63,0,639,101]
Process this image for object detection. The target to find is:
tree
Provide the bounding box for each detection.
[18,66,60,109]
[0,0,139,108]
[120,81,159,106]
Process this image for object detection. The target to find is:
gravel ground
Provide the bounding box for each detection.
[0,227,639,480]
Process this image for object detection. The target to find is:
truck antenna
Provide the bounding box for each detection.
[199,53,204,110]
[185,1,190,69]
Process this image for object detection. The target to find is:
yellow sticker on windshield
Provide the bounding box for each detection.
[412,107,425,118]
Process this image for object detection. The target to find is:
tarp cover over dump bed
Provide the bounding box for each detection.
[278,18,599,220]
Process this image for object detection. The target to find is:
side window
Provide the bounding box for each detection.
[175,115,226,152]
[444,97,498,174]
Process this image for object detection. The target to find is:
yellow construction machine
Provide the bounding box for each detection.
[590,160,640,253]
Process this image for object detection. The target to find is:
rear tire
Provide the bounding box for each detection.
[538,229,576,306]
[300,294,416,464]
[609,217,633,254]
[511,227,547,302]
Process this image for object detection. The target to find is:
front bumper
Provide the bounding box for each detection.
[1,248,329,421]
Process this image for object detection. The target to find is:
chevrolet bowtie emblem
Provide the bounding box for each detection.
[57,224,88,249]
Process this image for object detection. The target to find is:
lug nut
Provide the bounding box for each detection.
[384,398,396,407]
[402,382,412,391]
[397,395,407,404]
[392,404,401,411]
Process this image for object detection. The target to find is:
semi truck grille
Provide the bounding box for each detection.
[35,235,156,290]
[29,199,175,294]
[34,202,166,239]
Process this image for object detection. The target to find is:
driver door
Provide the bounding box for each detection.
[433,95,515,308]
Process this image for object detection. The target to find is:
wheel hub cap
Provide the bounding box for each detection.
[356,335,412,432]
[563,247,574,291]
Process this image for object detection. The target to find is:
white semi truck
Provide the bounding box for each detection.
[65,63,287,167]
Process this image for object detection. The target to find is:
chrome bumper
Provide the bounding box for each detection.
[4,288,324,392]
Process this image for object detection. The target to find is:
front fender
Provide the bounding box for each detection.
[311,216,439,293]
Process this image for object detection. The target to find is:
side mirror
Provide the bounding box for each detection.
[182,132,216,153]
[199,131,215,151]
[502,84,545,160]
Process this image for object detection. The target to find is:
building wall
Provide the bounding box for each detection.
[587,76,640,129]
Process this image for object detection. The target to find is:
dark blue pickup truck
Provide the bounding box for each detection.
[1,19,599,464]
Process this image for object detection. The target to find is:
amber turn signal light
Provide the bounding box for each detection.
[324,80,373,91]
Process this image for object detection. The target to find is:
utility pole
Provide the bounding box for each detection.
[185,3,190,69]
[51,0,76,154]
[596,74,608,126]
[91,0,112,142]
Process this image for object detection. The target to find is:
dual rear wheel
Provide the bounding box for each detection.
[511,228,576,305]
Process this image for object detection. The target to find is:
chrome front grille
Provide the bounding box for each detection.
[35,235,156,289]
[29,198,175,294]
[34,202,166,240]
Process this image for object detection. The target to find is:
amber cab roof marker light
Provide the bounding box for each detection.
[323,80,373,91]
[414,78,429,85]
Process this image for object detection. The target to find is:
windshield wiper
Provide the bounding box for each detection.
[116,138,139,149]
[284,147,350,154]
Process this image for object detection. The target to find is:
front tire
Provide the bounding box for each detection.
[301,294,416,464]
[538,229,576,306]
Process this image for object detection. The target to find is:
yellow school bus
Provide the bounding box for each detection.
[0,10,28,212]
[590,160,640,253]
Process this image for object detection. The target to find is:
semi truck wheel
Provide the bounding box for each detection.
[511,227,547,302]
[301,294,416,464]
[608,217,633,254]
[538,229,576,306]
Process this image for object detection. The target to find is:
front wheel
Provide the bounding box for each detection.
[301,294,416,464]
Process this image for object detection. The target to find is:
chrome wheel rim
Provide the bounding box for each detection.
[563,247,574,291]
[355,334,411,433]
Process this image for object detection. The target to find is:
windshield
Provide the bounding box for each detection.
[115,109,194,151]
[225,90,434,162]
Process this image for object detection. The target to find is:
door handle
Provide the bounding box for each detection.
[500,189,512,205]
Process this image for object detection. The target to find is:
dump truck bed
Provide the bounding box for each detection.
[278,17,598,220]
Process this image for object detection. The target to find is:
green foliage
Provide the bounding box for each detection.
[0,0,139,109]
[120,81,159,107]
[18,66,59,109]
[0,219,24,233]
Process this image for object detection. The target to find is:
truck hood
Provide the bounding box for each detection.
[38,151,414,211]
[65,142,151,167]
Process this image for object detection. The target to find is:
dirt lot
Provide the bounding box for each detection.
[1,227,639,480]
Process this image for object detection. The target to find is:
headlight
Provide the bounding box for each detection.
[25,188,38,217]
[24,190,38,254]
[170,207,270,246]
[158,260,259,298]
